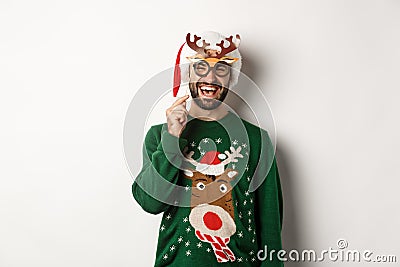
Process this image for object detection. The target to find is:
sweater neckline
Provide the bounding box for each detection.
[187,111,238,128]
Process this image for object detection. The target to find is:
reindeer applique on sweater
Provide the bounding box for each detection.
[182,146,243,263]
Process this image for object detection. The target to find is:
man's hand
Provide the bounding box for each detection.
[166,95,189,137]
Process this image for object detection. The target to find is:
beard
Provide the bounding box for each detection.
[189,81,229,110]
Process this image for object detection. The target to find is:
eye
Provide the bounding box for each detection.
[196,182,206,190]
[194,61,209,75]
[219,184,227,193]
[195,61,208,69]
[215,63,230,76]
[216,65,228,71]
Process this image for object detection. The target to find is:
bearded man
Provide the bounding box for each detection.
[132,31,284,266]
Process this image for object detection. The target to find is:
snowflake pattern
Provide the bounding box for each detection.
[157,136,262,261]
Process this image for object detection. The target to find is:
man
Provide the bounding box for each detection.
[132,31,283,266]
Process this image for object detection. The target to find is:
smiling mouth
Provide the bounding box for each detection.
[197,83,222,98]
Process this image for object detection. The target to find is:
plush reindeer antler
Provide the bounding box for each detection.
[221,146,243,166]
[186,33,210,55]
[183,147,199,167]
[216,34,241,58]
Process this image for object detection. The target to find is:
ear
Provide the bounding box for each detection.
[182,169,195,178]
[226,169,238,179]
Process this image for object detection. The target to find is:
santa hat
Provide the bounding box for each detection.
[173,31,242,97]
[196,151,227,176]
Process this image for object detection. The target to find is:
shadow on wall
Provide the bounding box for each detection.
[228,49,306,267]
[276,145,306,267]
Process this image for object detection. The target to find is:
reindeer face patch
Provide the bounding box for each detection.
[182,147,243,263]
[182,168,237,218]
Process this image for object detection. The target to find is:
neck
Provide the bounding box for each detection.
[188,102,229,121]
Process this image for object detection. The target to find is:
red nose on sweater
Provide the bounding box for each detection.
[203,211,222,230]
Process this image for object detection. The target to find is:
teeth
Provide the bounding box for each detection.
[200,85,217,91]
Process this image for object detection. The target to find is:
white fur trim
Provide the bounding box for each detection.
[196,163,225,176]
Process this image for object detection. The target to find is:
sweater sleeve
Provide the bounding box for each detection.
[132,125,188,214]
[255,157,284,266]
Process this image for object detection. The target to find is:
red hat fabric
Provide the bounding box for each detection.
[173,42,186,97]
[199,151,225,165]
[196,151,227,176]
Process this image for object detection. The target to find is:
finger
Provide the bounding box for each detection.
[171,105,189,114]
[169,109,187,117]
[171,95,189,109]
[166,105,188,117]
[169,111,187,123]
[167,101,189,113]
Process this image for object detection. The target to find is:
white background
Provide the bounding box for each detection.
[1,0,399,266]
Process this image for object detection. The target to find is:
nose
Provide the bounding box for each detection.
[203,67,217,83]
[203,211,223,230]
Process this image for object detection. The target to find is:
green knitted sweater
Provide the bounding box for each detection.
[132,111,283,266]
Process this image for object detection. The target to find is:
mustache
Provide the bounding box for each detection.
[196,81,223,88]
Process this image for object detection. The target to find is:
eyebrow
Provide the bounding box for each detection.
[217,179,228,183]
[195,178,208,182]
